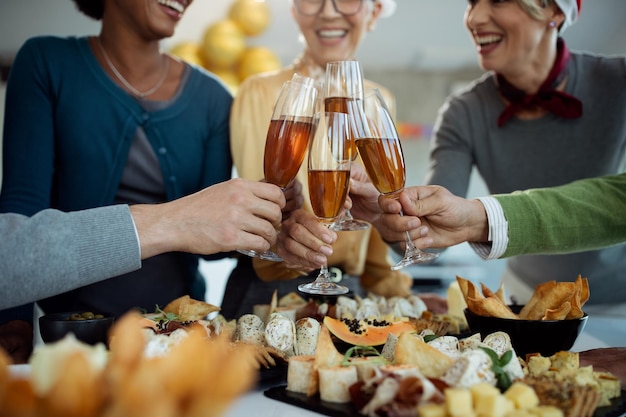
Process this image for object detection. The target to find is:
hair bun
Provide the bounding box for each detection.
[376,0,397,18]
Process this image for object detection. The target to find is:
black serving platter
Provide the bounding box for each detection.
[265,385,626,417]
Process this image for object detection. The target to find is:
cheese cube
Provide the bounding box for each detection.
[504,382,539,410]
[532,405,564,417]
[478,395,514,417]
[470,383,500,415]
[417,403,447,417]
[506,411,535,417]
[445,388,474,417]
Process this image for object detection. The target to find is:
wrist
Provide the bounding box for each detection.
[468,199,490,242]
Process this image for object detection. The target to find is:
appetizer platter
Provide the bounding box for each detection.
[256,276,623,417]
[0,275,623,417]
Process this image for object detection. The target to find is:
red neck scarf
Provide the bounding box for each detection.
[496,38,582,127]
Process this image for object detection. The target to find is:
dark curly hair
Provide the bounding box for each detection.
[72,0,105,20]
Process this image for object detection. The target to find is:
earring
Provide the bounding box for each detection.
[549,21,557,28]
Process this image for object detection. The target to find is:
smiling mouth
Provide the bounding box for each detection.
[157,0,186,14]
[474,35,502,47]
[318,29,348,39]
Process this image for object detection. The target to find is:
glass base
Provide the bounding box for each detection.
[237,248,283,262]
[391,250,439,270]
[298,281,350,295]
[330,218,370,231]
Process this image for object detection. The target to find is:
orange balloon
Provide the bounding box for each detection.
[229,0,271,37]
[237,46,281,81]
[201,19,246,69]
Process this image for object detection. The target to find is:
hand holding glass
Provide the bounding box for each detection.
[298,112,351,295]
[350,89,439,270]
[238,74,317,261]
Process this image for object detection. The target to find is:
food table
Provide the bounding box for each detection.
[8,307,625,416]
[222,312,626,416]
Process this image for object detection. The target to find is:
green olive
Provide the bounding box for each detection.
[69,313,83,321]
[82,312,95,319]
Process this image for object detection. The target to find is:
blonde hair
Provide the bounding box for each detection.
[514,0,557,20]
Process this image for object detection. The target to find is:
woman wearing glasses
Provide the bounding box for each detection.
[221,0,416,319]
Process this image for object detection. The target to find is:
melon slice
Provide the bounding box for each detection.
[323,316,415,346]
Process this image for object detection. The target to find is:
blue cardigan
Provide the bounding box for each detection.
[1,36,233,214]
[0,36,233,316]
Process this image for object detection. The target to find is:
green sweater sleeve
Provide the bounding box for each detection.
[494,173,626,258]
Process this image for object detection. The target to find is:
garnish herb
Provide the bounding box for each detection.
[423,334,440,343]
[341,345,387,367]
[479,346,513,391]
[153,305,179,325]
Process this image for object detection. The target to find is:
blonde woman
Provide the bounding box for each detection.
[221,0,414,319]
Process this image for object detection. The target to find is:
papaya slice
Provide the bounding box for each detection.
[323,316,415,346]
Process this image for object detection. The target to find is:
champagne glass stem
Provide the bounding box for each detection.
[390,209,439,270]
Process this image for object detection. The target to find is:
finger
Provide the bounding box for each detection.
[252,181,286,208]
[278,236,328,270]
[378,194,402,214]
[399,186,441,217]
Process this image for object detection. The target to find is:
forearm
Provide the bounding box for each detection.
[496,173,626,257]
[0,205,140,310]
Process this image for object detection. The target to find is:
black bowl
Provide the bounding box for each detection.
[463,305,587,358]
[39,311,114,346]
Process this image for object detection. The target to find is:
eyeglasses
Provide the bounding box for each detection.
[294,0,365,17]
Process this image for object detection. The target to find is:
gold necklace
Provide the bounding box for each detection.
[97,37,169,99]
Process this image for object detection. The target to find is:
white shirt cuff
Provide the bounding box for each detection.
[468,196,508,260]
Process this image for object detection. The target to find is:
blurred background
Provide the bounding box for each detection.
[1,0,625,305]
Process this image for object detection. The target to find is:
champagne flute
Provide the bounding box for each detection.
[238,74,318,261]
[298,112,351,295]
[350,88,439,270]
[323,60,370,231]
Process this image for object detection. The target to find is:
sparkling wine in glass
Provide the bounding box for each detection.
[350,89,439,270]
[323,60,370,231]
[298,112,351,295]
[238,74,318,261]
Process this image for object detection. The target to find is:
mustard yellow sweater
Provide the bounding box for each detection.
[229,59,412,297]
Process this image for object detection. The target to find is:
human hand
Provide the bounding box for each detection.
[133,178,286,258]
[276,209,337,272]
[347,163,383,225]
[282,179,304,221]
[378,185,488,249]
[579,347,626,387]
[0,320,34,364]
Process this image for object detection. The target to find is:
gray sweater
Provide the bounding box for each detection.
[0,205,141,310]
[426,51,626,304]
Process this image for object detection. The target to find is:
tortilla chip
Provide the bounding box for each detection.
[163,295,220,322]
[314,325,344,369]
[577,275,590,305]
[495,282,507,304]
[526,282,581,320]
[468,296,518,319]
[278,292,307,307]
[394,332,454,378]
[480,283,497,299]
[543,301,572,320]
[456,276,484,302]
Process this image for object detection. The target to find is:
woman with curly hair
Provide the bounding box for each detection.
[0,0,242,318]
